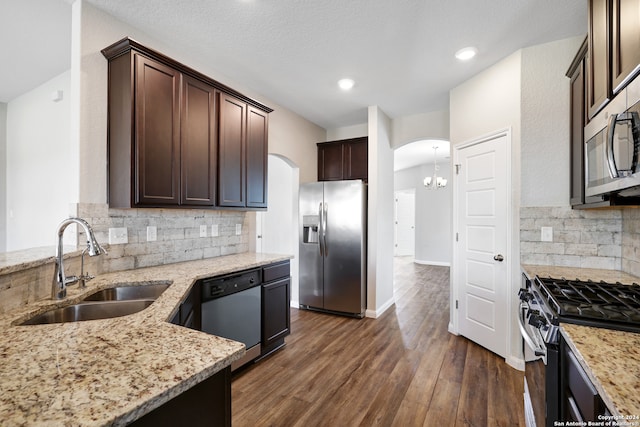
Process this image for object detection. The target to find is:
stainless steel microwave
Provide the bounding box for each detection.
[585,90,640,198]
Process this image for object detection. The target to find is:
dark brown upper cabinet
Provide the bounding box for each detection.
[587,0,640,118]
[568,39,587,208]
[218,95,269,209]
[611,0,640,93]
[135,54,181,206]
[246,106,269,208]
[181,75,217,206]
[218,93,247,207]
[317,137,368,182]
[102,37,272,210]
[567,38,609,208]
[587,0,610,119]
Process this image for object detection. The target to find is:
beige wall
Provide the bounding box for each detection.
[267,104,325,184]
[391,110,450,148]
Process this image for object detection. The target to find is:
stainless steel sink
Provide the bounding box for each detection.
[81,283,170,302]
[20,300,155,325]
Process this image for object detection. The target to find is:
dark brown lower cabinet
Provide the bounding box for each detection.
[261,261,291,357]
[170,284,201,330]
[560,336,609,422]
[130,366,231,427]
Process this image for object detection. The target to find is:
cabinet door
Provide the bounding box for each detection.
[181,76,217,206]
[344,138,368,181]
[570,53,587,206]
[587,0,611,118]
[246,106,268,208]
[218,93,246,207]
[611,0,640,93]
[135,54,180,205]
[262,277,290,348]
[318,143,344,181]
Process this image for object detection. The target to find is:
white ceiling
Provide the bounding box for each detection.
[1,0,587,131]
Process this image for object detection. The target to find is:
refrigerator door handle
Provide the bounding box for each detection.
[323,202,328,256]
[318,202,324,257]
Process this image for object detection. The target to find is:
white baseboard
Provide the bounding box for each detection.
[365,296,395,318]
[507,355,525,371]
[290,300,299,308]
[414,259,451,267]
[448,322,458,335]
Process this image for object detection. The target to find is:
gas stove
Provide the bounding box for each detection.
[533,276,640,334]
[519,274,640,427]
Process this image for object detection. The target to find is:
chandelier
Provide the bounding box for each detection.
[423,146,447,189]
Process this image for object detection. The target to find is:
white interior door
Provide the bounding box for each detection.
[455,132,508,358]
[394,190,415,257]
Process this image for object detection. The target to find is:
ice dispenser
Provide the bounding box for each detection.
[302,215,320,243]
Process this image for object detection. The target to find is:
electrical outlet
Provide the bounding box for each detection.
[109,227,128,245]
[235,224,242,235]
[541,226,553,242]
[211,224,219,237]
[200,225,208,238]
[147,226,157,242]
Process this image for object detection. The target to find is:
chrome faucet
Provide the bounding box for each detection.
[52,217,106,299]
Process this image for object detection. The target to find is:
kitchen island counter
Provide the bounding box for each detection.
[0,252,290,426]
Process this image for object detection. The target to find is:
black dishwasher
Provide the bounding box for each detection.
[200,268,262,371]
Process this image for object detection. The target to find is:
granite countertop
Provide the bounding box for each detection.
[522,264,640,418]
[0,252,290,426]
[561,324,640,418]
[521,264,640,284]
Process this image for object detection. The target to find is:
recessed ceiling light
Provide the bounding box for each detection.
[455,47,478,61]
[338,78,355,91]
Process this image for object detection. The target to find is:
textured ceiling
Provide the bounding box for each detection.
[2,0,587,131]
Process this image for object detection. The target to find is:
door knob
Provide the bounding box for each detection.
[494,254,504,262]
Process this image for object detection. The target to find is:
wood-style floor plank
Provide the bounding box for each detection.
[232,258,525,427]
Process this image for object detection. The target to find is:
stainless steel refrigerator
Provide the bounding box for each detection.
[299,180,366,318]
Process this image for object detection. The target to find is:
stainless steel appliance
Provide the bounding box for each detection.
[519,275,640,427]
[201,268,262,371]
[299,180,366,317]
[585,80,640,199]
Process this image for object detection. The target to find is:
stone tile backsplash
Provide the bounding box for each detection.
[76,203,251,274]
[520,206,623,270]
[622,209,640,278]
[0,203,251,314]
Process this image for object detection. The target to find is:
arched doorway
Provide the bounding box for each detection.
[256,154,300,306]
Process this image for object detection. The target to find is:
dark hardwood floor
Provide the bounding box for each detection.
[232,257,525,426]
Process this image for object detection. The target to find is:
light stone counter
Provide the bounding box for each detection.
[561,324,640,418]
[522,264,640,418]
[521,264,640,284]
[0,252,291,426]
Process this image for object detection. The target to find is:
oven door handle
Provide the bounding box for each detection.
[518,302,547,361]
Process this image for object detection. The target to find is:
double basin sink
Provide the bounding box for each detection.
[21,283,170,326]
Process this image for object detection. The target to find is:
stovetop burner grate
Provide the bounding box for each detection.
[535,277,640,328]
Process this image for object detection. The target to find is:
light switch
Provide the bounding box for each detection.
[541,227,553,242]
[211,224,219,237]
[200,225,208,238]
[236,224,242,235]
